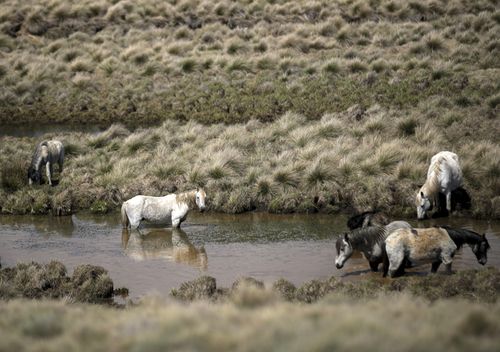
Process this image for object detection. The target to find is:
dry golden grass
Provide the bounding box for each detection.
[0,0,498,125]
[0,292,499,352]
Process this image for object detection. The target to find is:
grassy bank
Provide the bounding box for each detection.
[171,267,500,304]
[0,0,499,217]
[1,112,499,217]
[1,286,500,351]
[0,0,498,126]
[1,263,499,351]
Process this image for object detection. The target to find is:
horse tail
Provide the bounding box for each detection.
[121,202,129,228]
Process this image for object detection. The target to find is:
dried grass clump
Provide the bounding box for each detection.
[0,261,114,303]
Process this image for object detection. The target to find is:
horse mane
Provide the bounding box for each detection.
[176,190,197,208]
[345,225,387,248]
[421,158,441,197]
[438,225,488,249]
[29,141,48,170]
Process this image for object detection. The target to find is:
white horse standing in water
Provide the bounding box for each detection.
[28,140,64,186]
[121,189,206,229]
[416,151,462,220]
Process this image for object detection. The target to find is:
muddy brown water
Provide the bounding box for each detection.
[0,212,499,301]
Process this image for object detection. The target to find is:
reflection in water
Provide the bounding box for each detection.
[122,228,207,270]
[33,216,74,237]
[0,214,75,237]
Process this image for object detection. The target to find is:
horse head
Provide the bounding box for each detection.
[195,188,207,212]
[335,233,353,269]
[471,233,490,265]
[416,191,432,220]
[27,166,41,185]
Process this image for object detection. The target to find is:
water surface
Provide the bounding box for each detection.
[0,212,498,300]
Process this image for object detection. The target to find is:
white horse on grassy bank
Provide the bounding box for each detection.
[28,140,64,186]
[121,189,206,229]
[416,151,462,220]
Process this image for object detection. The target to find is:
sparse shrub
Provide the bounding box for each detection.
[90,200,109,214]
[424,33,445,51]
[25,11,49,35]
[171,276,217,301]
[227,40,246,55]
[227,59,252,73]
[180,59,197,73]
[371,59,388,73]
[62,49,82,63]
[254,41,268,53]
[272,278,296,301]
[323,60,340,74]
[71,59,93,72]
[71,264,114,303]
[486,94,500,110]
[348,59,368,73]
[319,23,336,37]
[398,117,418,136]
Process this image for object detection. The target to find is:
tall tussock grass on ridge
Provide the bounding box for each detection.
[0,0,498,125]
[1,105,499,217]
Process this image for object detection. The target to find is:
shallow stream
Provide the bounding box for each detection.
[1,212,499,300]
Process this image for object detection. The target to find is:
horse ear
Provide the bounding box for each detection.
[343,233,349,241]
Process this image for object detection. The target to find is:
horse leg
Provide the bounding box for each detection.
[444,263,452,275]
[431,261,441,273]
[388,253,404,278]
[441,253,454,275]
[369,260,379,272]
[46,162,52,185]
[172,216,181,228]
[446,191,452,213]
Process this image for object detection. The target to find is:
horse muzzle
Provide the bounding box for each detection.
[335,262,343,269]
[199,206,206,213]
[479,258,487,265]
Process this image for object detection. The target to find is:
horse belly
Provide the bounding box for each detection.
[142,201,172,223]
[408,247,442,264]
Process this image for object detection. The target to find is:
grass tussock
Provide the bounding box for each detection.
[0,261,117,303]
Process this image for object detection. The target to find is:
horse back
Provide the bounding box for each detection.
[387,227,456,260]
[46,140,64,164]
[429,151,462,189]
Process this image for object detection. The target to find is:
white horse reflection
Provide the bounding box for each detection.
[122,227,207,270]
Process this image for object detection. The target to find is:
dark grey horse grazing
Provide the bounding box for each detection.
[28,140,64,186]
[335,220,412,272]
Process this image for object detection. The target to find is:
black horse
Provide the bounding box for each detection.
[347,211,390,230]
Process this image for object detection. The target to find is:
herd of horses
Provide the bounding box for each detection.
[28,140,490,278]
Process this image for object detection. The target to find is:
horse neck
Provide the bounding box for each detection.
[422,174,440,198]
[447,228,481,249]
[30,149,43,171]
[176,190,197,208]
[349,226,386,249]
